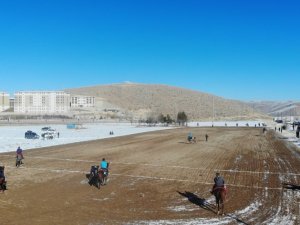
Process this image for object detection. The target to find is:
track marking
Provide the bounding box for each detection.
[2,154,300,177]
[5,165,284,190]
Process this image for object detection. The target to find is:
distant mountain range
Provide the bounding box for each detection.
[248,101,300,118]
[65,83,269,121]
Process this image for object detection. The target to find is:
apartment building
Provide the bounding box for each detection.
[9,98,14,110]
[14,91,70,113]
[0,92,10,112]
[70,95,95,108]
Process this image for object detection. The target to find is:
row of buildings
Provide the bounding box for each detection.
[0,91,95,113]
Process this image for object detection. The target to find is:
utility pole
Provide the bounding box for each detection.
[212,96,214,126]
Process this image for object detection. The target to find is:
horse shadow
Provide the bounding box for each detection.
[177,191,250,224]
[177,191,215,213]
[282,183,300,190]
[85,173,99,189]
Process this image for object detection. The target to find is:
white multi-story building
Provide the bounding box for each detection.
[0,92,10,112]
[70,95,95,108]
[14,91,70,113]
[9,98,14,110]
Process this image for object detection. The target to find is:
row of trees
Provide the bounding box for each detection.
[140,111,188,126]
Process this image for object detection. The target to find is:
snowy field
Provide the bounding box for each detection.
[187,120,264,127]
[0,120,298,154]
[0,123,172,153]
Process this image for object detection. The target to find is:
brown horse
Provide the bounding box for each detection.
[213,187,226,215]
[98,169,109,186]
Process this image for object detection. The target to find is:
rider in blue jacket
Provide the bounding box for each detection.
[211,172,226,194]
[100,158,109,174]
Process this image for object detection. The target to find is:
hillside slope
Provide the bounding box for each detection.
[65,83,268,120]
[249,101,300,117]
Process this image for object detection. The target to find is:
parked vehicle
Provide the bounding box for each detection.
[25,131,39,139]
[293,121,300,126]
[41,127,51,131]
[41,132,54,139]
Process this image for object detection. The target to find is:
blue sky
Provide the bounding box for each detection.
[0,0,299,101]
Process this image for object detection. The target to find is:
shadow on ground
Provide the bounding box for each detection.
[177,191,215,213]
[177,191,250,225]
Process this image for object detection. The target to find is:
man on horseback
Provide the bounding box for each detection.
[16,146,24,167]
[97,158,109,186]
[211,172,227,194]
[211,172,227,215]
[100,158,109,172]
[187,132,193,143]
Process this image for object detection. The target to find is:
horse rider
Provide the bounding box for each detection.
[16,146,24,166]
[211,172,227,194]
[100,158,109,176]
[187,132,193,143]
[16,146,24,159]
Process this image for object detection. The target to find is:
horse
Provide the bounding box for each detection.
[0,178,7,192]
[0,166,6,192]
[16,154,23,167]
[213,187,226,215]
[88,165,109,189]
[98,168,108,186]
[88,165,103,189]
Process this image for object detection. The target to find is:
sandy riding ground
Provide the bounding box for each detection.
[1,127,300,225]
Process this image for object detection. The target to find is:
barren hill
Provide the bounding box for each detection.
[249,101,300,118]
[65,83,268,121]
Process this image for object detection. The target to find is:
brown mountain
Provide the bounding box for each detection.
[65,83,268,121]
[249,101,300,118]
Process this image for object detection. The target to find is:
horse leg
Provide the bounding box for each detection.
[215,196,220,215]
[220,191,226,215]
[220,201,224,215]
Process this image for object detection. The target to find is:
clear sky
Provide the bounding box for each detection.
[0,0,299,101]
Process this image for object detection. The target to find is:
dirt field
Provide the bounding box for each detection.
[1,127,300,225]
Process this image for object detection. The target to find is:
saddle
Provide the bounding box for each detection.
[99,168,109,177]
[212,185,227,195]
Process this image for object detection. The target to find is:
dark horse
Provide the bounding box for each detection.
[0,166,6,192]
[213,187,226,215]
[88,166,108,189]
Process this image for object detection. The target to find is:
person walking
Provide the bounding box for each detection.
[205,134,208,142]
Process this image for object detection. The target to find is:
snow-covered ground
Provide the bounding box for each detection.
[188,120,264,127]
[0,123,172,153]
[0,120,298,154]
